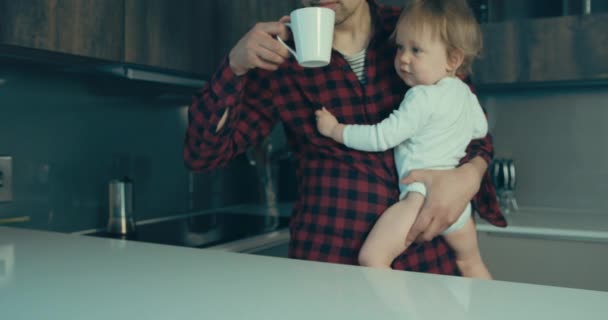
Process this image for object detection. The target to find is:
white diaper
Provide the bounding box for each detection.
[399,182,471,235]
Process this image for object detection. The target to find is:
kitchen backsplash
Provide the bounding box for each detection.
[0,64,261,232]
[481,86,608,212]
[3,64,607,233]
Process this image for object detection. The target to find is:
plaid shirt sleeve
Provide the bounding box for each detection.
[460,80,507,227]
[184,58,279,171]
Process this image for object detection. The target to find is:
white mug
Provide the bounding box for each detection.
[277,7,335,68]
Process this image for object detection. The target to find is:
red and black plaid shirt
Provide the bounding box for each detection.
[184,0,506,275]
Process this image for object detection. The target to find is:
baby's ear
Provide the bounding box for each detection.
[447,49,464,73]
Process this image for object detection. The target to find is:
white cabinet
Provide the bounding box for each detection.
[478,232,608,291]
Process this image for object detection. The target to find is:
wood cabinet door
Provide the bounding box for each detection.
[124,0,216,75]
[0,0,125,61]
[213,0,300,60]
[125,0,301,76]
[473,13,608,86]
[477,232,608,291]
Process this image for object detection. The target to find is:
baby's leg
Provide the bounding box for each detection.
[358,192,425,269]
[444,217,493,279]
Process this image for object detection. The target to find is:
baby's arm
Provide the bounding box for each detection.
[315,87,432,152]
[315,107,346,143]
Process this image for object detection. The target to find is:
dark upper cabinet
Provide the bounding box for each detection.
[0,0,125,61]
[472,0,608,23]
[473,13,608,87]
[124,0,215,75]
[125,0,302,75]
[213,0,300,59]
[0,0,216,75]
[0,0,300,77]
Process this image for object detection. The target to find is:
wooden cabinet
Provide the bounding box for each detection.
[472,13,608,87]
[0,0,299,76]
[0,0,125,61]
[469,1,608,88]
[474,0,608,23]
[213,0,300,59]
[0,0,216,75]
[125,0,303,75]
[478,232,608,291]
[124,0,215,75]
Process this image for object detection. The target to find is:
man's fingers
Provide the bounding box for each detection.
[256,45,287,65]
[405,214,431,246]
[417,218,444,242]
[231,19,293,75]
[247,31,289,61]
[259,35,291,59]
[416,201,455,242]
[254,21,289,37]
[275,17,292,42]
[251,22,291,59]
[250,53,280,72]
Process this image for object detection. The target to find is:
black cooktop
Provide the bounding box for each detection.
[84,212,290,248]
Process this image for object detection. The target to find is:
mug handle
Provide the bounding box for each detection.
[276,23,297,58]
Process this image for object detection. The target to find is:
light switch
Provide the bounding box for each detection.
[0,156,12,202]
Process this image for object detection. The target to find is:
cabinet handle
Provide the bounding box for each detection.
[0,216,30,224]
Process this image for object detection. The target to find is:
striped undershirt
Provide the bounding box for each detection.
[343,49,367,84]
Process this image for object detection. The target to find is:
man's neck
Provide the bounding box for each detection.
[333,2,372,56]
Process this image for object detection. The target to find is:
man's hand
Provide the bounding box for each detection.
[402,157,487,246]
[315,107,344,143]
[229,16,292,76]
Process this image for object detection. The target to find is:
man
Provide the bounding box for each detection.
[184,0,506,274]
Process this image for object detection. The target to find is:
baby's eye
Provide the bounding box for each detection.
[412,47,421,54]
[395,44,404,51]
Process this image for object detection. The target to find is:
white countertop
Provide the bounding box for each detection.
[1,226,607,320]
[476,206,608,242]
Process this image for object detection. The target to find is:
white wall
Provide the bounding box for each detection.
[480,86,608,212]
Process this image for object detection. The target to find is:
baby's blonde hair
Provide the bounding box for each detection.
[391,0,482,77]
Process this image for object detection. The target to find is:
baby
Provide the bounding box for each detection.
[316,0,491,279]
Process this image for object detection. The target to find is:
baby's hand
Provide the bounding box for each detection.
[315,107,339,138]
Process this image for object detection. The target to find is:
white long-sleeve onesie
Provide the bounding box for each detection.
[342,77,488,234]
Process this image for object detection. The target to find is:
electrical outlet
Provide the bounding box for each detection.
[0,156,12,202]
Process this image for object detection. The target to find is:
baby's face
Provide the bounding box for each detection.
[393,24,452,87]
